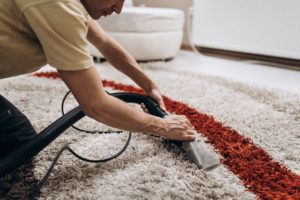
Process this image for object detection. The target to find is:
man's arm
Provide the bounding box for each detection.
[86,20,166,110]
[58,67,196,141]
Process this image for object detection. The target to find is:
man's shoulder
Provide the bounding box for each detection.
[15,0,83,13]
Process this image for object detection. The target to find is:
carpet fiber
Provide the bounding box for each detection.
[0,62,299,199]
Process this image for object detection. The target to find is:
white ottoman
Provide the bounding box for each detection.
[89,7,184,61]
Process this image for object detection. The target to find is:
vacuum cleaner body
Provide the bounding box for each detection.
[0,92,219,177]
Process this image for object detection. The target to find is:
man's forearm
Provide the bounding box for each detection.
[102,40,157,93]
[86,92,166,135]
[58,67,164,135]
[87,20,157,93]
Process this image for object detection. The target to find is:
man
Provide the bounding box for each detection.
[0,0,196,156]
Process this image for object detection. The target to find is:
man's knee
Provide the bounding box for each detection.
[0,95,36,156]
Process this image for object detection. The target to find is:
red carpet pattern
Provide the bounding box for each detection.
[33,72,300,200]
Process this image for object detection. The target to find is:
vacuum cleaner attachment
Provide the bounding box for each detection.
[182,141,220,170]
[0,92,219,178]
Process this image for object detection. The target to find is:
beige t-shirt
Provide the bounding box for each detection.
[0,0,94,79]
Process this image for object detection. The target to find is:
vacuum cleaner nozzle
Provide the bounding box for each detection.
[182,140,220,170]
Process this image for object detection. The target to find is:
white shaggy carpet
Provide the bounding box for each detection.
[0,62,299,199]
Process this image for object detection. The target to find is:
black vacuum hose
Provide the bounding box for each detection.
[0,92,167,177]
[112,92,167,118]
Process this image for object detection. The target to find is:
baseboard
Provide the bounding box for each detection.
[181,45,300,71]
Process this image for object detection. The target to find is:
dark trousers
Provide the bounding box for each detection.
[0,95,37,157]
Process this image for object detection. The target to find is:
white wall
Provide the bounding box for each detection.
[192,0,300,59]
[133,0,193,45]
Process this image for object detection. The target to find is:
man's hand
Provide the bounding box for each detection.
[141,91,196,141]
[161,115,196,141]
[141,87,166,113]
[147,88,166,111]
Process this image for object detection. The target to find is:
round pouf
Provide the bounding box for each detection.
[89,7,184,61]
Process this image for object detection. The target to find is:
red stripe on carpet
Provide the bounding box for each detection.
[33,72,300,200]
